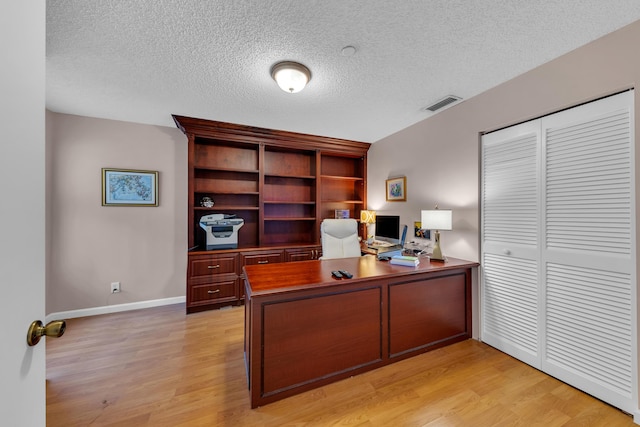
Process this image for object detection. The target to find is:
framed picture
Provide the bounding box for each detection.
[334,209,350,219]
[102,168,158,206]
[414,221,431,239]
[385,176,406,201]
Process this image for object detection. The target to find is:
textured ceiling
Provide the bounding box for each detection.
[46,1,640,143]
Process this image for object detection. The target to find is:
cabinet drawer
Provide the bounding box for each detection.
[285,246,322,262]
[189,279,238,305]
[242,251,284,266]
[189,254,238,279]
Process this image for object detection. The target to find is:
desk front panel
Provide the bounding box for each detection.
[261,286,382,395]
[389,271,468,357]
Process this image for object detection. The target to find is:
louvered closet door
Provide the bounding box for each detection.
[481,90,636,415]
[540,91,636,412]
[481,120,542,367]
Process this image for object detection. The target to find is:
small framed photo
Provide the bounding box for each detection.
[102,168,159,206]
[414,221,431,239]
[334,209,350,219]
[386,177,406,202]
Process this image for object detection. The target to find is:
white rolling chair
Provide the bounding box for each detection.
[319,218,362,259]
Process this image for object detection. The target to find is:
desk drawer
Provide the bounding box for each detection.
[285,246,322,261]
[242,250,284,266]
[189,278,238,305]
[189,253,238,279]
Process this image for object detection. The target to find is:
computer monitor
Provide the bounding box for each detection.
[374,215,400,244]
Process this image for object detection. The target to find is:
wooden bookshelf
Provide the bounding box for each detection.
[173,115,370,312]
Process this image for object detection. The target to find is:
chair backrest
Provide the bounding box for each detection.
[320,219,361,259]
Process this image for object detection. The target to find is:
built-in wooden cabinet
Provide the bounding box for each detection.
[186,252,240,312]
[174,115,370,312]
[320,153,366,221]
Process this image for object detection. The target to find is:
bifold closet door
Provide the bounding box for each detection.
[481,90,636,414]
[481,121,541,367]
[540,91,636,412]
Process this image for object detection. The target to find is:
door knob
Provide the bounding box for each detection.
[27,319,66,347]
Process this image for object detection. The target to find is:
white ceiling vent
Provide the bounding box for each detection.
[424,95,462,112]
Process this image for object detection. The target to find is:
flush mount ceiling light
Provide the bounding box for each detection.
[271,61,311,93]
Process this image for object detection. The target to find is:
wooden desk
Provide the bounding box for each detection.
[243,255,478,408]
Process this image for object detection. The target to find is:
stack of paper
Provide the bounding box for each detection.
[389,255,420,267]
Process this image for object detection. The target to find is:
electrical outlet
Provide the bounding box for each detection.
[111,282,121,293]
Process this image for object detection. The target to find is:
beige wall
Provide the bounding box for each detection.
[368,20,640,263]
[46,112,187,314]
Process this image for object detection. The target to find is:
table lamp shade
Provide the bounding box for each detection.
[421,209,452,231]
[360,210,376,224]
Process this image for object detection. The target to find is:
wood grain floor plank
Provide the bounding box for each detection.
[46,303,635,426]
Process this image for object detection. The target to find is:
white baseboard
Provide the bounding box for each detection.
[45,296,186,322]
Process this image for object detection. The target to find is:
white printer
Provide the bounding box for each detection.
[199,214,244,250]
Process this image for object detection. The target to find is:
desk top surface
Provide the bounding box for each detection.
[244,255,478,296]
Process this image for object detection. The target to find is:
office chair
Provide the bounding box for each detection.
[319,218,362,259]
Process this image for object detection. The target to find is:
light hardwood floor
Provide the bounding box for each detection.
[46,303,635,426]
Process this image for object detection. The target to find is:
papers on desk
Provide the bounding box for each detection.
[389,255,420,267]
[368,240,395,248]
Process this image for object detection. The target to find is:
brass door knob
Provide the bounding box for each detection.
[27,319,66,346]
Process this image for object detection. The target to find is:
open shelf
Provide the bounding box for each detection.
[265,173,315,180]
[194,206,260,211]
[264,201,315,204]
[265,217,316,221]
[196,166,259,174]
[320,175,364,181]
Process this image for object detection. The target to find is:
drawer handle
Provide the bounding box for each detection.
[207,265,221,269]
[257,260,269,264]
[208,289,221,294]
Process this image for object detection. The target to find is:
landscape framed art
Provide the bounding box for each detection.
[102,168,158,206]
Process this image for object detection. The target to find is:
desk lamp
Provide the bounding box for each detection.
[360,210,376,243]
[421,206,452,261]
